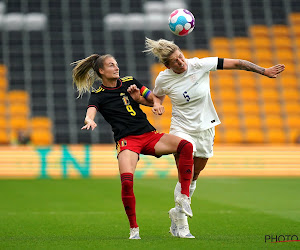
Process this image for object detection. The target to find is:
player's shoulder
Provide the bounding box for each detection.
[92,86,105,93]
[120,76,135,83]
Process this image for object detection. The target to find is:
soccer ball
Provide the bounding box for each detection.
[168,9,195,36]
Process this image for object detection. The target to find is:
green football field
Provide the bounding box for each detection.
[0,178,299,249]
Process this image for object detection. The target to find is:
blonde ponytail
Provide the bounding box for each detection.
[144,37,179,66]
[71,54,114,98]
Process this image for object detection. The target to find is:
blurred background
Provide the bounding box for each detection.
[0,0,299,178]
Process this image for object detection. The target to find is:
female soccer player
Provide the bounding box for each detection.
[141,37,285,238]
[71,54,194,240]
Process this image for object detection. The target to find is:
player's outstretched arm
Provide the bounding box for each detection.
[223,59,285,78]
[81,107,97,130]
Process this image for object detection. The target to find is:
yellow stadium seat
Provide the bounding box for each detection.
[0,104,7,117]
[223,128,243,143]
[273,36,292,49]
[244,128,265,143]
[10,117,30,130]
[284,102,299,115]
[290,13,300,26]
[286,115,300,129]
[221,115,241,129]
[232,37,251,50]
[0,91,7,105]
[239,88,259,102]
[244,115,263,129]
[31,117,52,130]
[282,88,299,101]
[220,102,239,115]
[267,128,286,143]
[211,48,232,58]
[261,89,280,102]
[279,75,298,88]
[8,90,29,104]
[233,48,253,61]
[0,65,7,78]
[250,25,270,37]
[291,25,300,37]
[236,75,256,88]
[0,117,8,130]
[219,89,238,102]
[0,78,8,92]
[262,102,281,115]
[9,104,30,117]
[275,49,294,63]
[265,115,284,129]
[0,130,9,144]
[259,77,279,88]
[211,37,230,49]
[252,37,272,49]
[193,49,211,58]
[217,75,235,88]
[271,25,290,37]
[288,129,300,143]
[241,102,260,115]
[30,129,53,146]
[254,49,274,64]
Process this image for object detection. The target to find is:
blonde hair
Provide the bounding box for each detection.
[71,54,114,97]
[144,37,180,66]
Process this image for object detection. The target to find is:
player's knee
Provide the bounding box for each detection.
[177,139,193,156]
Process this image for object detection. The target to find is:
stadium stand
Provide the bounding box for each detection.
[0,0,299,144]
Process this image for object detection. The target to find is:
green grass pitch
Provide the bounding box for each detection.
[0,178,299,249]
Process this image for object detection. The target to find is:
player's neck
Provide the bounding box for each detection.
[102,78,118,88]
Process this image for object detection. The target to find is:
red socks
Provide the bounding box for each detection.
[121,173,138,228]
[177,140,193,197]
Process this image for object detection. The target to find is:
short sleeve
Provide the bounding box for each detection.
[153,76,165,97]
[87,92,100,111]
[194,57,219,72]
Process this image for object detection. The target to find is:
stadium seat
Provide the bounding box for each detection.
[221,115,241,129]
[233,48,253,61]
[279,75,298,88]
[259,76,279,88]
[239,88,259,102]
[284,102,299,115]
[232,37,251,50]
[216,75,235,88]
[282,88,299,101]
[286,115,300,130]
[249,25,270,37]
[262,102,282,115]
[261,89,280,102]
[0,104,7,117]
[219,102,239,115]
[211,37,231,50]
[273,36,292,49]
[30,129,53,146]
[211,48,232,58]
[244,115,263,129]
[252,37,272,50]
[267,128,286,143]
[289,12,300,26]
[0,78,8,92]
[271,25,289,37]
[8,90,29,104]
[244,128,265,143]
[10,117,30,130]
[219,89,238,102]
[223,128,243,143]
[236,74,256,88]
[0,130,9,144]
[31,117,52,130]
[191,49,208,58]
[9,104,30,117]
[241,102,260,115]
[275,49,294,63]
[265,115,284,129]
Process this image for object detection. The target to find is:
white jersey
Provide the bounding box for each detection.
[153,57,221,134]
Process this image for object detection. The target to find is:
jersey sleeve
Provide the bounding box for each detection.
[87,92,100,111]
[131,77,152,99]
[194,57,219,72]
[153,75,165,97]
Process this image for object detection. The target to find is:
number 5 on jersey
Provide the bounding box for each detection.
[183,91,190,102]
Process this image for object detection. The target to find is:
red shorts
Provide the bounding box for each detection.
[116,131,165,158]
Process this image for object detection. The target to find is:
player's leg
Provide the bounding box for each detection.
[154,133,193,217]
[118,149,140,239]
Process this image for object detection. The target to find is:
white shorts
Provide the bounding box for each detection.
[169,127,215,158]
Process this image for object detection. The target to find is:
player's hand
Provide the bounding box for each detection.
[127,84,141,102]
[81,118,97,131]
[264,64,285,78]
[152,103,164,115]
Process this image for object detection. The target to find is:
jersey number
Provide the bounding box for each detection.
[183,91,190,102]
[126,105,136,116]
